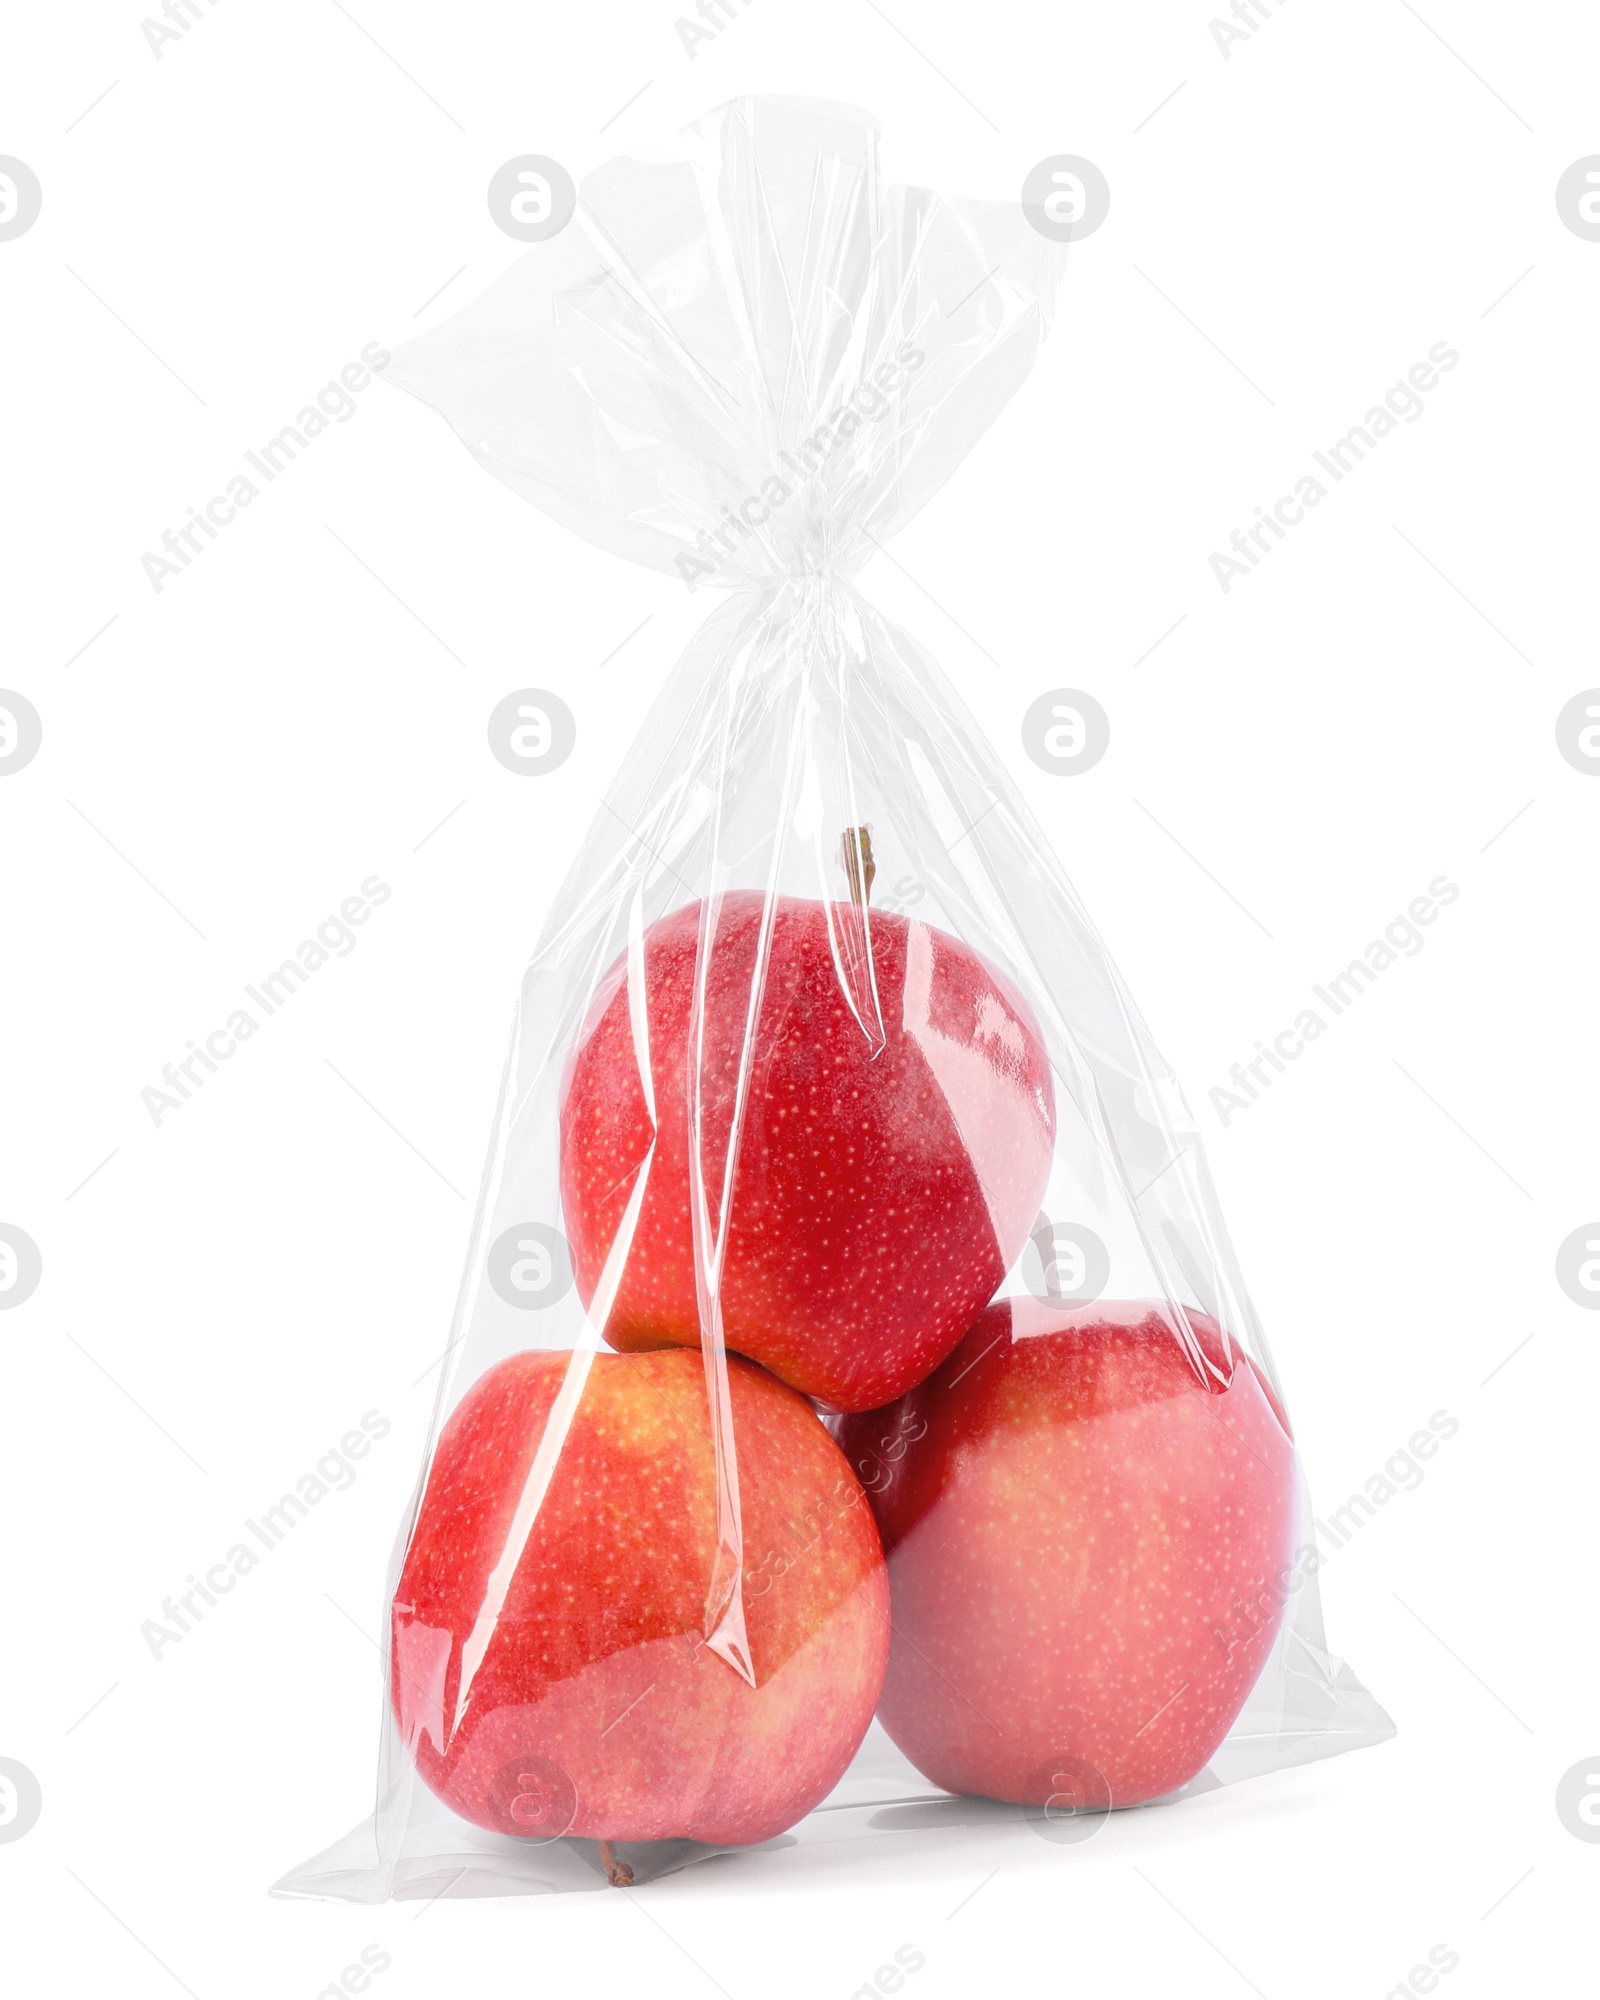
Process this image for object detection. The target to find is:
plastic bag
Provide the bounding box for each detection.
[277,94,1392,1902]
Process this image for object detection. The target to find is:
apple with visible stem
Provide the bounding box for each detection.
[392,1347,889,1864]
[836,1297,1297,1808]
[559,838,1055,1412]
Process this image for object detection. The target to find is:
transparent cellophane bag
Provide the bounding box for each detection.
[277,96,1391,1901]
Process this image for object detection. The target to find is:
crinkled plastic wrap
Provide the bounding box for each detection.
[278,96,1392,1902]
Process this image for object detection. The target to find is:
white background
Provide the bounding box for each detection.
[2,1,1597,1994]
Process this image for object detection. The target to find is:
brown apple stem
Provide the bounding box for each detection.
[841,825,876,907]
[598,1839,634,1888]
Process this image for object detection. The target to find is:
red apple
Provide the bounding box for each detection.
[559,891,1055,1411]
[392,1346,889,1848]
[836,1297,1296,1807]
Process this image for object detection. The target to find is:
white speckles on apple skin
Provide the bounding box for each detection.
[838,1299,1297,1807]
[559,895,1056,1411]
[392,1348,890,1844]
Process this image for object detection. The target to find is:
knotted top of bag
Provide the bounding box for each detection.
[384,97,1066,595]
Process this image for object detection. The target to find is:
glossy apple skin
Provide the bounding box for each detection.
[836,1298,1297,1807]
[559,893,1055,1411]
[392,1348,889,1846]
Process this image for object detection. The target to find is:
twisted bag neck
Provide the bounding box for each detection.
[381,97,1066,608]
